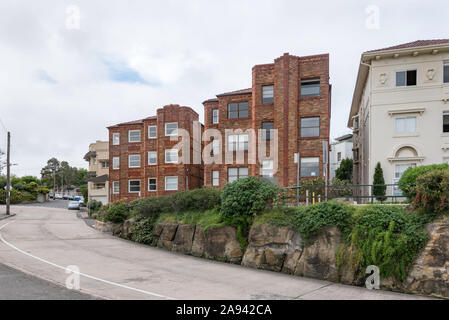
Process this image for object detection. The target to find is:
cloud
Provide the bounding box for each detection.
[0,0,448,177]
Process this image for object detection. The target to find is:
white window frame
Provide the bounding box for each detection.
[395,116,417,134]
[212,139,220,155]
[212,170,219,186]
[112,133,120,145]
[128,130,141,143]
[148,151,157,165]
[300,157,320,177]
[128,154,141,168]
[261,159,274,178]
[112,181,119,194]
[165,176,178,191]
[228,167,248,182]
[165,149,179,164]
[148,178,157,192]
[112,157,120,170]
[228,134,248,151]
[165,122,178,136]
[128,180,141,193]
[148,125,157,139]
[212,109,219,124]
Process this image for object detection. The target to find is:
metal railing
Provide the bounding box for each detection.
[280,183,414,205]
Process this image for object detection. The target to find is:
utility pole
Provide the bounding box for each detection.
[6,131,10,215]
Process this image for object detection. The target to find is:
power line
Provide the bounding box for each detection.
[0,116,7,133]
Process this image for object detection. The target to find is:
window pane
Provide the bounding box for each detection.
[301,117,320,137]
[301,157,319,177]
[212,171,219,186]
[148,152,157,165]
[113,133,120,145]
[228,103,238,119]
[262,122,274,140]
[444,112,449,132]
[239,102,249,118]
[239,167,248,177]
[165,123,178,136]
[129,180,140,192]
[165,177,178,190]
[444,61,449,83]
[148,178,157,191]
[129,130,141,142]
[148,126,157,138]
[407,70,417,86]
[165,149,178,163]
[262,85,274,103]
[113,157,120,169]
[301,78,320,97]
[129,155,140,167]
[396,71,406,86]
[212,109,219,123]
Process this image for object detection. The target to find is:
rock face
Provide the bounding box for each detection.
[405,219,449,298]
[152,222,243,263]
[121,218,136,239]
[172,224,196,254]
[242,224,302,272]
[203,226,243,264]
[94,220,114,233]
[295,226,341,282]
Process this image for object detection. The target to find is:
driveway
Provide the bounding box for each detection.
[0,205,432,300]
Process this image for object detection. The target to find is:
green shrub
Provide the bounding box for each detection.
[292,201,353,243]
[87,200,102,215]
[171,188,221,213]
[346,205,429,282]
[221,176,278,219]
[373,162,387,202]
[21,192,37,202]
[0,189,25,204]
[399,164,449,199]
[104,201,129,223]
[412,169,449,217]
[130,215,156,245]
[130,196,172,218]
[336,158,353,182]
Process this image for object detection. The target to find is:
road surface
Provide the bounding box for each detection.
[0,205,432,300]
[0,262,96,300]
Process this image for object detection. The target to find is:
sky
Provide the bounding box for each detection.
[1,0,449,177]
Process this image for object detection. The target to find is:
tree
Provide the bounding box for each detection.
[40,158,61,188]
[0,149,5,175]
[373,162,387,203]
[40,158,87,189]
[335,158,353,182]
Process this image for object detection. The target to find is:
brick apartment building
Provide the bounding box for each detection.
[202,53,331,188]
[108,104,203,202]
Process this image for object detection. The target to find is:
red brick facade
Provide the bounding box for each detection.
[203,53,331,188]
[108,105,203,202]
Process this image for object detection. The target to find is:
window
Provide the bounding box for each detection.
[148,126,157,139]
[212,139,219,155]
[112,133,120,145]
[262,122,274,141]
[337,152,342,162]
[444,111,449,133]
[128,130,141,142]
[93,157,97,164]
[165,149,179,164]
[301,157,319,177]
[301,117,320,137]
[212,171,219,186]
[228,167,248,182]
[212,109,219,124]
[300,78,320,97]
[165,122,178,136]
[148,178,157,192]
[261,160,274,178]
[395,116,416,134]
[227,102,249,119]
[128,154,141,168]
[165,176,178,191]
[148,151,157,165]
[393,163,416,196]
[101,161,109,168]
[112,181,119,194]
[128,180,141,193]
[112,157,120,169]
[262,85,274,103]
[444,61,449,83]
[396,70,417,87]
[228,134,248,151]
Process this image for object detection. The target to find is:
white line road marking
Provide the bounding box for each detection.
[0,221,176,300]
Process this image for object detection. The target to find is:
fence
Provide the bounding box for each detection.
[280,183,414,205]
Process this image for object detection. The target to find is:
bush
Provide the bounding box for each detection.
[104,201,129,223]
[171,188,221,213]
[130,215,157,245]
[293,201,353,243]
[373,162,387,202]
[130,196,172,218]
[336,158,353,182]
[221,176,278,219]
[345,205,429,282]
[87,200,102,215]
[412,169,449,217]
[399,164,449,199]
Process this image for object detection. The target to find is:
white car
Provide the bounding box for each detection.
[68,201,80,210]
[55,194,63,199]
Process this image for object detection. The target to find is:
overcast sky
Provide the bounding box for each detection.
[1,0,448,177]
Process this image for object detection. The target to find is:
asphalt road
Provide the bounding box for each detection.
[0,205,433,300]
[18,199,72,209]
[0,262,96,300]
